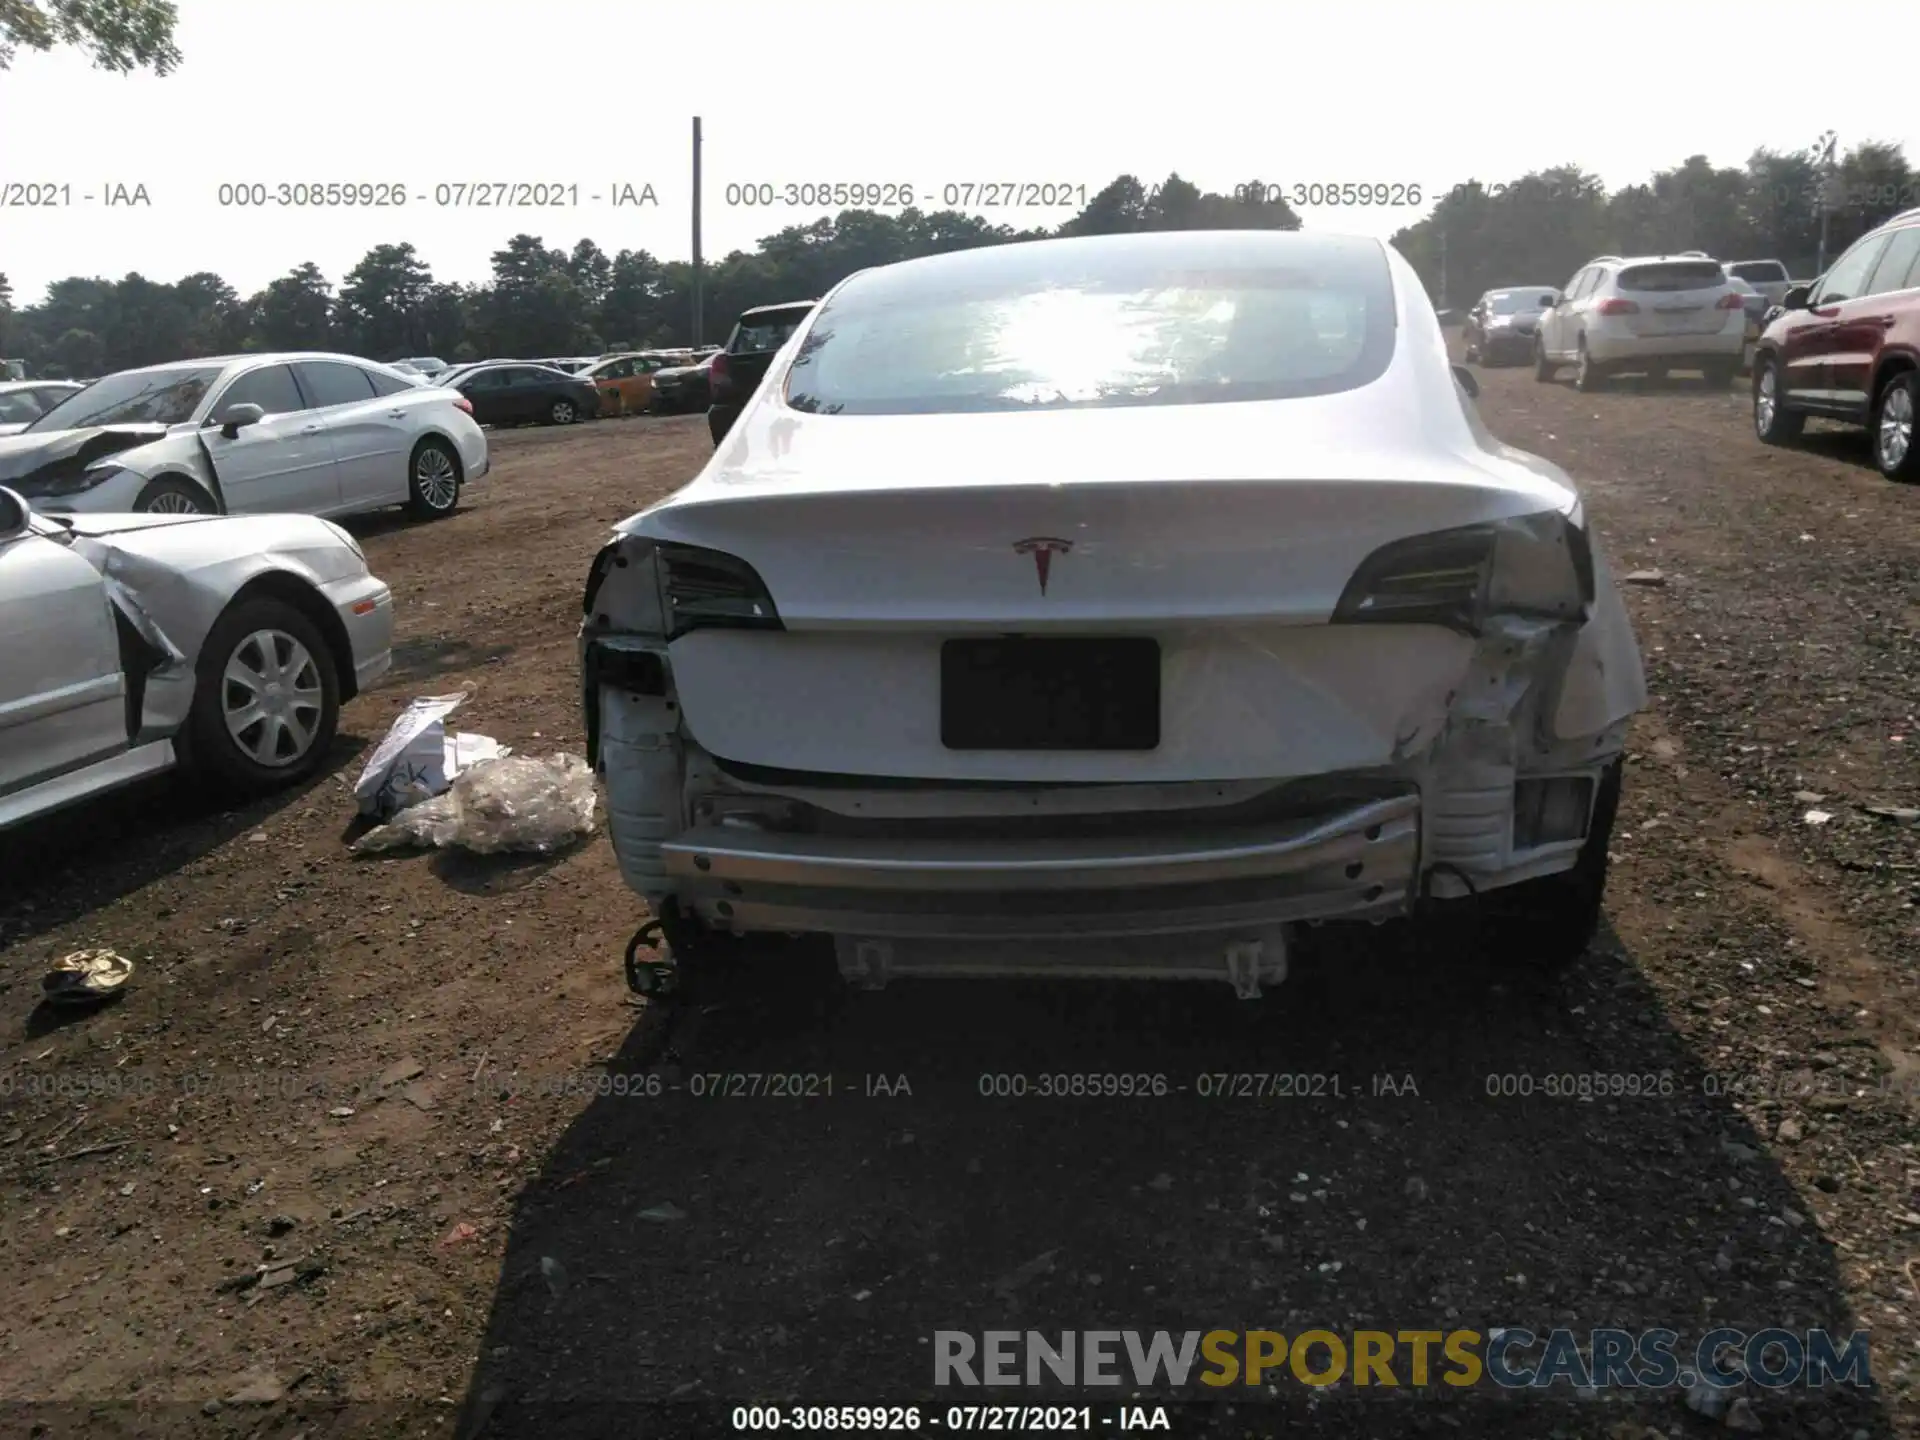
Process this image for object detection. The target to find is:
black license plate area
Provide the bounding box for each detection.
[941,637,1160,751]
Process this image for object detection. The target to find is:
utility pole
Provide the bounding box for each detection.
[691,117,704,346]
[1813,129,1838,276]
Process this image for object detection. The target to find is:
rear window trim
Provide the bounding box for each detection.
[1616,261,1728,293]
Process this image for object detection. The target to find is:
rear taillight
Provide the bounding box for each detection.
[1596,298,1640,316]
[709,352,731,399]
[655,541,782,640]
[1716,293,1745,309]
[451,395,473,415]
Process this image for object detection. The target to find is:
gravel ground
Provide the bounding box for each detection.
[0,372,1915,1440]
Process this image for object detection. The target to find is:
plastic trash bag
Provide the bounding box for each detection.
[353,692,469,820]
[352,754,598,856]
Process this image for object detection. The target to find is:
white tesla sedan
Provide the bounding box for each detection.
[0,353,489,520]
[580,230,1648,996]
[0,485,393,831]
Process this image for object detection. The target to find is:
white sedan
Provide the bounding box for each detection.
[0,353,489,520]
[580,230,1649,996]
[0,485,393,831]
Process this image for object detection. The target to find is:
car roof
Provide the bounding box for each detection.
[737,301,818,319]
[1603,254,1727,269]
[1483,285,1556,295]
[118,351,400,376]
[0,378,80,391]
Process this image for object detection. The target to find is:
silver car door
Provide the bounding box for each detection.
[200,362,341,515]
[0,501,129,799]
[290,361,399,510]
[357,364,432,505]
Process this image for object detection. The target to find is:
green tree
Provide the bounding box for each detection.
[336,243,434,357]
[0,0,181,73]
[252,262,333,351]
[49,326,103,377]
[600,248,665,348]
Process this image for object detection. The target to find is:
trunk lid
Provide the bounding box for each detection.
[640,393,1574,629]
[627,394,1580,782]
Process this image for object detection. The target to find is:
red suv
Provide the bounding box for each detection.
[1752,209,1920,481]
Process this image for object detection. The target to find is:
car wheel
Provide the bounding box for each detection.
[1486,758,1624,971]
[1533,339,1555,382]
[548,398,577,425]
[1573,342,1605,392]
[1872,371,1920,482]
[406,437,462,520]
[133,477,215,515]
[184,596,341,795]
[1464,336,1481,363]
[1752,359,1804,445]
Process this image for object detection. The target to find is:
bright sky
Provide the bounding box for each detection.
[0,0,1913,306]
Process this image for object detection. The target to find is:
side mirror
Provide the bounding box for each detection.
[1452,364,1480,399]
[0,485,28,538]
[215,402,265,438]
[1539,293,1558,307]
[1782,284,1812,311]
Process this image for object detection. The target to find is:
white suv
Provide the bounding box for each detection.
[1533,254,1748,390]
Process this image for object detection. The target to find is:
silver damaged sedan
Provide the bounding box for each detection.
[0,484,394,831]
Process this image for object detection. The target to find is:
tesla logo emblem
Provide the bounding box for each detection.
[1012,537,1073,595]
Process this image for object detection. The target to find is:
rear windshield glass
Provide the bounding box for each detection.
[785,236,1396,415]
[1487,291,1548,313]
[1618,262,1726,293]
[0,391,43,423]
[730,312,812,355]
[26,366,223,430]
[1728,262,1787,283]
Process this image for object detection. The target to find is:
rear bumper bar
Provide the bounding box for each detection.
[658,792,1420,939]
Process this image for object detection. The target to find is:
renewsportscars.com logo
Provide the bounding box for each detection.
[933,1328,1872,1391]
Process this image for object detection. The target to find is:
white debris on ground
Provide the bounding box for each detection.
[352,688,511,821]
[351,754,598,856]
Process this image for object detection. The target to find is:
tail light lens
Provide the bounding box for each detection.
[709,352,731,400]
[1333,526,1496,633]
[451,395,474,415]
[1595,298,1640,315]
[1333,512,1593,637]
[1716,292,1746,309]
[655,542,782,640]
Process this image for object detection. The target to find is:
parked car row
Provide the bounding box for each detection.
[0,353,489,519]
[1460,211,1920,483]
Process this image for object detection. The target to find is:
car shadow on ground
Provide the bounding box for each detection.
[1786,426,1885,476]
[452,919,1891,1438]
[384,637,518,690]
[0,733,373,953]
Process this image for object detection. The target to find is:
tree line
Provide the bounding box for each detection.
[0,174,1303,376]
[2,140,1915,378]
[1391,141,1918,307]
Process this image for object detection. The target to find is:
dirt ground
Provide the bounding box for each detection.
[1,370,1917,1439]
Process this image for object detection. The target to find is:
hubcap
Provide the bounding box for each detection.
[1879,385,1913,468]
[415,446,458,509]
[222,629,323,768]
[1756,368,1777,433]
[554,402,574,423]
[145,489,205,514]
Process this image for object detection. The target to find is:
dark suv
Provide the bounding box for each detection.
[707,300,818,445]
[1752,209,1920,481]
